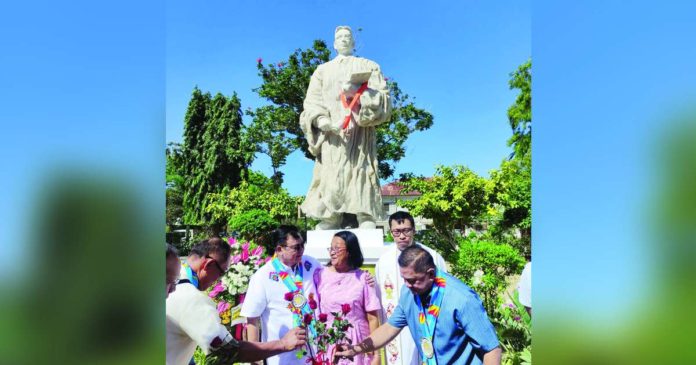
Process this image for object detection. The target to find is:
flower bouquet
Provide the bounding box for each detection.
[208,237,271,338]
[289,293,354,365]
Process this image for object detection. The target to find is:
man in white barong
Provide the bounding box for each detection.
[375,211,447,365]
[299,25,392,229]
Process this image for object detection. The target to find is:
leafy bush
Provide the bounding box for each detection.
[454,236,525,314]
[415,229,461,263]
[497,291,531,365]
[206,171,301,224]
[227,209,279,252]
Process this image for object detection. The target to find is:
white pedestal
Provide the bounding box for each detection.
[305,229,392,266]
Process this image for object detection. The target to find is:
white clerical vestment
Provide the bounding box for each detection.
[374,243,447,365]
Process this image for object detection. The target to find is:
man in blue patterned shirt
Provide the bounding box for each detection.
[336,246,501,365]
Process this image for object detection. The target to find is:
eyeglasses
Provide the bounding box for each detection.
[283,243,305,252]
[390,228,414,237]
[205,255,226,274]
[327,247,346,254]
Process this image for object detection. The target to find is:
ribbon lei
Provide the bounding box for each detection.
[414,269,446,365]
[340,82,369,130]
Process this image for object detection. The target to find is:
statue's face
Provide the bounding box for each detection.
[334,28,354,55]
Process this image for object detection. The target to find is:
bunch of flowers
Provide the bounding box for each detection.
[286,293,353,365]
[208,237,271,327]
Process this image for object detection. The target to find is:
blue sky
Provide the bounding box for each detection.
[166,1,531,196]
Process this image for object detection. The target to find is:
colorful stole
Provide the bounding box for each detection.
[414,269,446,365]
[182,262,199,289]
[271,257,317,338]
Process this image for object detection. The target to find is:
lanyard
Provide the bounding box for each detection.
[182,263,199,289]
[271,258,317,338]
[414,269,446,364]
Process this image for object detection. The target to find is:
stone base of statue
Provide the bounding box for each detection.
[314,213,378,230]
[305,228,390,266]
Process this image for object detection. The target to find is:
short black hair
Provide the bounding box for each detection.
[166,243,179,259]
[271,225,303,248]
[398,245,435,273]
[189,237,231,262]
[389,211,415,229]
[329,230,364,269]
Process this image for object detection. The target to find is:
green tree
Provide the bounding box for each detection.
[397,165,492,261]
[489,153,531,257]
[180,87,254,236]
[248,40,433,185]
[506,60,531,160]
[486,60,533,258]
[205,171,302,230]
[166,142,184,230]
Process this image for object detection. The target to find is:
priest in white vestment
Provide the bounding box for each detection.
[375,211,447,365]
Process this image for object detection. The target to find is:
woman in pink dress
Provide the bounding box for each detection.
[315,231,382,365]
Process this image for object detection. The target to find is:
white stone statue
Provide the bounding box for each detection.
[300,26,392,230]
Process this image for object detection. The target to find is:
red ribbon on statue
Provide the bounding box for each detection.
[340,82,369,130]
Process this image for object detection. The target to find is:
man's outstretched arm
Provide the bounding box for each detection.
[334,323,401,361]
[206,327,306,364]
[482,347,501,365]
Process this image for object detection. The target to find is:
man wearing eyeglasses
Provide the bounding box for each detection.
[374,211,447,365]
[241,226,322,365]
[167,238,307,365]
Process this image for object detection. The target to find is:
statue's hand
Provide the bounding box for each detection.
[317,116,340,133]
[341,81,359,95]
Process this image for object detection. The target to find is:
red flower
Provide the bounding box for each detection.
[309,298,317,310]
[341,303,351,315]
[319,313,328,323]
[303,313,313,325]
[284,292,294,301]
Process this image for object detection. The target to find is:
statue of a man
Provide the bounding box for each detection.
[300,26,392,230]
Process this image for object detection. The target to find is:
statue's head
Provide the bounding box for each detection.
[334,26,354,56]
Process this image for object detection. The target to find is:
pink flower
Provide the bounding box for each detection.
[217,301,230,314]
[284,292,294,301]
[241,243,250,262]
[384,77,390,81]
[318,313,328,323]
[231,254,241,264]
[209,282,225,298]
[277,62,284,67]
[228,237,237,246]
[341,303,351,315]
[309,298,317,310]
[251,246,264,257]
[256,57,263,64]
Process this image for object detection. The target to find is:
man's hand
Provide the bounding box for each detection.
[280,327,306,351]
[365,271,376,288]
[333,344,357,363]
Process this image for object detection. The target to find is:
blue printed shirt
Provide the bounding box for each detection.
[387,272,499,365]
